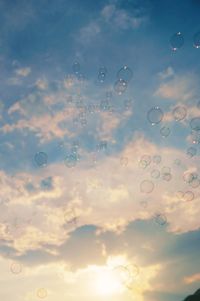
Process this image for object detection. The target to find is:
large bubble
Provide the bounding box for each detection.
[170,32,184,51]
[34,152,48,167]
[117,66,133,82]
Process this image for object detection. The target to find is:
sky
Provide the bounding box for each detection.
[0,0,200,300]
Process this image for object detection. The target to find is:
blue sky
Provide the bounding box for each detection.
[0,1,200,301]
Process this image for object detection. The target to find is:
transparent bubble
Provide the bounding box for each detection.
[97,141,107,152]
[161,166,171,174]
[193,31,200,48]
[114,79,127,95]
[140,180,154,193]
[98,72,106,83]
[147,107,163,125]
[174,158,181,166]
[113,265,130,286]
[154,212,167,226]
[139,155,151,169]
[176,190,184,200]
[153,155,161,164]
[72,61,80,74]
[190,117,200,131]
[100,99,111,111]
[37,288,47,299]
[120,157,128,167]
[64,209,77,225]
[99,66,107,75]
[10,262,22,274]
[183,191,194,202]
[190,130,200,144]
[117,65,133,82]
[126,264,140,280]
[162,173,172,181]
[124,99,133,110]
[160,126,171,137]
[34,152,48,167]
[64,154,78,168]
[183,172,198,184]
[151,169,160,179]
[187,146,197,158]
[190,178,200,188]
[172,106,187,121]
[170,32,184,51]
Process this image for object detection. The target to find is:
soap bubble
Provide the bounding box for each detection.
[37,288,47,299]
[72,61,80,74]
[190,130,200,144]
[34,152,48,167]
[126,264,140,280]
[193,31,200,48]
[139,155,151,169]
[190,177,200,188]
[183,172,198,184]
[140,200,148,208]
[114,79,127,95]
[174,158,181,166]
[64,208,77,225]
[162,173,172,181]
[176,190,184,200]
[124,99,133,110]
[154,212,167,226]
[161,166,171,174]
[113,265,130,286]
[117,65,133,82]
[151,169,160,179]
[64,154,78,168]
[187,147,197,157]
[99,66,107,75]
[172,106,187,121]
[140,180,154,193]
[10,262,22,274]
[98,72,106,83]
[153,155,161,164]
[190,117,200,131]
[170,32,184,51]
[147,107,163,125]
[183,191,194,202]
[160,126,171,137]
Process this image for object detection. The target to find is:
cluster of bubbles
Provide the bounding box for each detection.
[170,31,200,50]
[114,66,133,95]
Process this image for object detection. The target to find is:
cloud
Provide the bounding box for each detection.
[15,67,31,77]
[184,273,200,284]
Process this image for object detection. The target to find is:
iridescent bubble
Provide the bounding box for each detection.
[183,191,194,202]
[140,180,154,193]
[190,117,200,131]
[117,65,133,82]
[37,288,47,299]
[160,126,171,137]
[153,155,161,164]
[147,107,163,125]
[151,169,160,179]
[34,152,48,167]
[172,106,187,121]
[72,61,80,74]
[193,31,200,48]
[190,178,200,188]
[170,32,184,51]
[187,147,197,158]
[120,157,128,167]
[64,154,77,168]
[139,155,151,169]
[10,262,22,274]
[154,212,167,226]
[114,79,127,95]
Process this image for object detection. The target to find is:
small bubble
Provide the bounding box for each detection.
[187,147,197,158]
[151,169,160,179]
[161,166,171,174]
[140,200,148,208]
[162,173,172,181]
[153,155,161,164]
[10,262,22,274]
[114,79,127,95]
[117,65,133,82]
[99,66,107,75]
[34,152,48,167]
[124,99,133,111]
[183,191,194,202]
[64,154,78,168]
[160,126,171,137]
[72,61,80,74]
[193,31,200,48]
[139,155,151,169]
[154,212,167,226]
[172,106,187,121]
[140,180,154,193]
[190,117,200,131]
[170,32,184,51]
[183,172,198,184]
[147,107,163,125]
[37,288,47,299]
[174,158,181,166]
[98,72,106,83]
[190,130,200,144]
[190,178,200,189]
